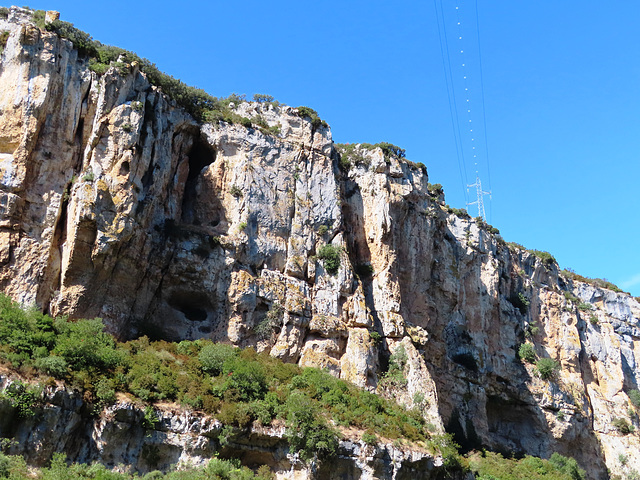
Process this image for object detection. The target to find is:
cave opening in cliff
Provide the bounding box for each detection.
[182,136,216,223]
[168,291,211,322]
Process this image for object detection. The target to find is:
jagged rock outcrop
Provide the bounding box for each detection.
[0,7,639,479]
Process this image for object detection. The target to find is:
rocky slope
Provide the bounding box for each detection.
[0,6,639,479]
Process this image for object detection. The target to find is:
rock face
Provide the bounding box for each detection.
[0,7,639,479]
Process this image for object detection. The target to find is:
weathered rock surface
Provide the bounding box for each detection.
[0,7,639,479]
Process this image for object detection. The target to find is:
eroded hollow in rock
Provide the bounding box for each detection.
[485,395,543,457]
[182,135,216,224]
[168,291,211,322]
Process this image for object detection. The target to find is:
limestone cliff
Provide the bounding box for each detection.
[0,7,639,479]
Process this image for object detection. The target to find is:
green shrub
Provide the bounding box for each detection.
[380,345,408,388]
[355,263,374,277]
[238,222,248,231]
[265,124,281,136]
[470,451,584,480]
[295,106,328,129]
[45,19,98,56]
[34,355,68,378]
[525,323,540,338]
[254,303,283,341]
[376,142,406,159]
[475,217,500,235]
[536,358,560,380]
[220,356,267,402]
[549,453,586,480]
[317,244,342,275]
[141,405,159,430]
[253,94,274,103]
[0,30,9,54]
[53,318,121,371]
[362,430,378,445]
[612,417,633,435]
[0,293,436,457]
[198,343,236,376]
[317,225,328,236]
[229,185,243,197]
[589,315,599,326]
[577,303,593,311]
[2,382,41,418]
[564,291,579,303]
[629,389,640,409]
[446,206,470,219]
[518,343,536,364]
[88,60,109,75]
[250,115,269,129]
[531,250,556,267]
[0,7,9,19]
[428,434,463,470]
[427,183,444,196]
[284,391,338,460]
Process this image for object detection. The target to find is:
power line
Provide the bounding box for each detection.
[434,0,493,222]
[474,0,493,223]
[433,0,469,205]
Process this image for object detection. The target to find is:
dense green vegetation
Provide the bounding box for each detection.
[535,358,560,381]
[316,244,342,275]
[0,452,274,480]
[295,106,328,129]
[469,451,585,480]
[518,343,536,364]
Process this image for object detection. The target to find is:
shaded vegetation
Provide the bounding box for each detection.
[510,292,530,315]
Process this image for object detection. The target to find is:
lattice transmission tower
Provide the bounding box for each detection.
[467,174,490,221]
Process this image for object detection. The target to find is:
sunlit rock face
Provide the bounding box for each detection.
[1,7,639,478]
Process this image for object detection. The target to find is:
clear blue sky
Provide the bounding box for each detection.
[18,1,640,296]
